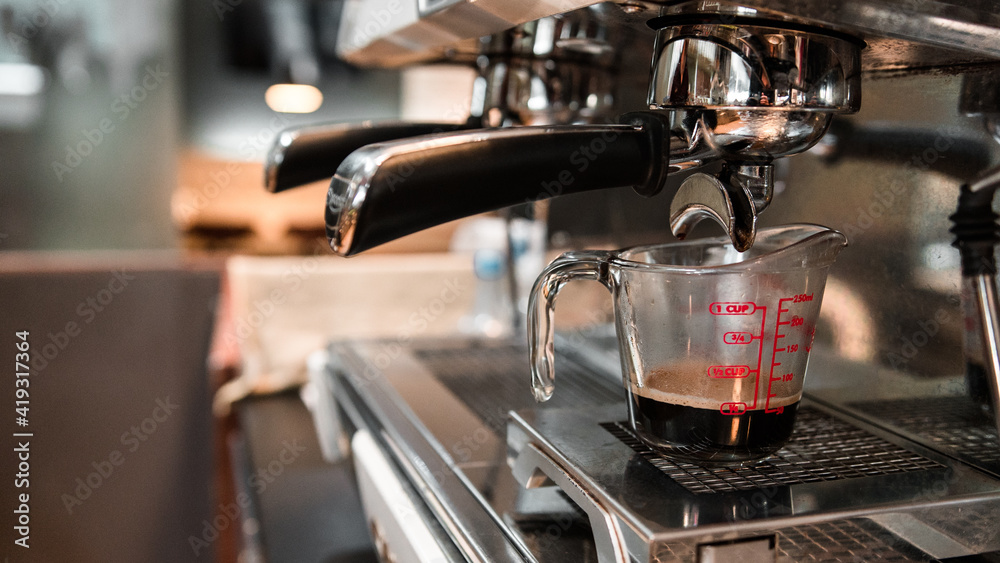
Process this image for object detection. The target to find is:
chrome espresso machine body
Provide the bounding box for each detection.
[267,2,1000,561]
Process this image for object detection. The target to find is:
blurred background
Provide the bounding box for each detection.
[0,1,413,561]
[0,0,402,253]
[0,2,571,562]
[0,0,668,256]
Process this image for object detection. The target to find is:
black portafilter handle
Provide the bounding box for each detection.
[324,111,673,256]
[264,120,476,193]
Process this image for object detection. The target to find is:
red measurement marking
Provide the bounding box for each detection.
[710,300,766,409]
[709,302,758,315]
[708,365,750,378]
[750,304,766,409]
[720,402,747,415]
[765,297,798,414]
[723,331,754,344]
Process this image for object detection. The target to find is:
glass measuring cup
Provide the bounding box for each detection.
[528,224,847,465]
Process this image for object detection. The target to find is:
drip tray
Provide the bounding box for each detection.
[603,407,943,495]
[775,519,925,562]
[649,518,930,562]
[331,338,1000,561]
[843,396,1000,475]
[507,402,1000,563]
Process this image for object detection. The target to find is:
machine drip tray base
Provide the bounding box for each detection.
[330,339,1000,562]
[841,396,1000,476]
[508,402,1000,563]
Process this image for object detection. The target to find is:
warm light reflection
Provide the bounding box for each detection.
[0,63,45,96]
[820,278,876,362]
[265,83,323,113]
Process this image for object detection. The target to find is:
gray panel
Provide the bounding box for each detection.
[0,262,218,563]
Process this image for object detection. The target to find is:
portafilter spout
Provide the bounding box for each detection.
[325,17,862,256]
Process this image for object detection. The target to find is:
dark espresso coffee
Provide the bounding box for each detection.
[629,367,800,464]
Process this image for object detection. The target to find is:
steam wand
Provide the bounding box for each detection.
[950,166,1000,438]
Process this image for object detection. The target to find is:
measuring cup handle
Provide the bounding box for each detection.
[528,250,614,402]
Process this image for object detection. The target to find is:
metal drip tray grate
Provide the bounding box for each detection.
[776,519,930,562]
[650,519,929,562]
[603,407,943,494]
[847,396,1000,469]
[415,344,622,433]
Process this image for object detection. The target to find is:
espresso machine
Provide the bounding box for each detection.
[266,1,1000,560]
